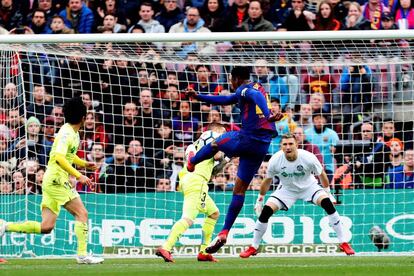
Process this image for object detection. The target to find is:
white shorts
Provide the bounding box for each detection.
[266,183,326,211]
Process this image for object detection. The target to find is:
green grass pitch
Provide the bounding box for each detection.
[1,256,413,276]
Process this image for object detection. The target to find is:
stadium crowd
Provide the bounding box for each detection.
[0,0,414,195]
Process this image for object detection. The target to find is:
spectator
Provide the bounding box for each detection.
[296,103,313,131]
[302,63,336,109]
[80,142,108,193]
[309,93,329,114]
[343,2,371,30]
[293,126,324,165]
[12,170,25,194]
[0,0,23,31]
[103,144,128,193]
[362,0,389,30]
[268,98,294,154]
[240,0,274,31]
[81,92,95,111]
[7,108,24,140]
[59,0,94,33]
[386,149,414,188]
[188,64,223,120]
[49,15,74,34]
[154,121,174,168]
[155,0,185,32]
[328,0,348,22]
[50,105,64,131]
[118,0,140,25]
[29,9,50,34]
[224,162,238,190]
[168,7,216,58]
[223,0,249,32]
[41,116,55,158]
[137,89,166,157]
[12,117,46,165]
[203,109,240,132]
[386,138,404,168]
[2,82,19,110]
[113,101,142,146]
[313,1,341,30]
[172,101,200,146]
[212,172,228,191]
[178,52,199,89]
[0,177,12,194]
[380,11,397,30]
[165,147,184,190]
[249,175,262,190]
[156,177,172,191]
[394,0,414,29]
[161,84,181,117]
[95,0,127,28]
[339,64,373,133]
[131,2,165,34]
[278,66,301,107]
[37,0,57,24]
[305,112,339,182]
[265,0,291,28]
[35,166,45,191]
[278,0,315,31]
[97,13,126,33]
[26,85,53,123]
[78,111,110,159]
[354,122,391,188]
[377,121,396,144]
[361,122,375,142]
[200,0,227,32]
[126,139,154,192]
[251,59,289,109]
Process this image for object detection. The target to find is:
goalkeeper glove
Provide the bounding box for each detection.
[254,195,264,217]
[324,187,337,204]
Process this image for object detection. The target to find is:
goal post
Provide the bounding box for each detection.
[0,31,413,258]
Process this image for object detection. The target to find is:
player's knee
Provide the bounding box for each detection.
[41,224,55,234]
[209,211,219,220]
[320,197,336,215]
[183,217,194,227]
[258,205,274,223]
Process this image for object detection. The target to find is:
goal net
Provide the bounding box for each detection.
[0,31,413,258]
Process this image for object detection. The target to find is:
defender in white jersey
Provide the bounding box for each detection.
[240,134,355,258]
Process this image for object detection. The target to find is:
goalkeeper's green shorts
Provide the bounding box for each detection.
[180,173,218,220]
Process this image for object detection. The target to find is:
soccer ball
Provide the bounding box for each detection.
[196,130,221,148]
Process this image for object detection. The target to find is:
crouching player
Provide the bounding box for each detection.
[240,134,355,258]
[156,123,228,262]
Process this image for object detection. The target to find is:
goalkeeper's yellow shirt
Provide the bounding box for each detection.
[178,140,216,188]
[43,123,80,184]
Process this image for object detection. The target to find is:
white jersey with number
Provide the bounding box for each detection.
[267,149,323,192]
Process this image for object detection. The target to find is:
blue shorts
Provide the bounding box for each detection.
[215,131,270,184]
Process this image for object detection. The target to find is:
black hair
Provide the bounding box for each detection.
[231,66,250,80]
[196,64,211,72]
[63,97,87,124]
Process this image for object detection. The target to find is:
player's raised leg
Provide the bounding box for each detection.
[65,198,104,264]
[316,194,355,255]
[3,207,56,235]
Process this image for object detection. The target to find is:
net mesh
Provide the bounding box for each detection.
[0,34,413,257]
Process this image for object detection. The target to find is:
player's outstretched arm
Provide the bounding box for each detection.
[56,153,96,190]
[186,87,238,105]
[244,90,283,122]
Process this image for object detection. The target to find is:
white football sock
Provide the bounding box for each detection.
[252,220,268,249]
[328,211,345,243]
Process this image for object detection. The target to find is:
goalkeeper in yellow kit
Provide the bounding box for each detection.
[156,123,228,263]
[0,97,103,264]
